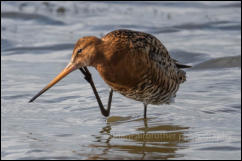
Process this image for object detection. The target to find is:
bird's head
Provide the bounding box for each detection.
[70,36,103,68]
[29,36,103,102]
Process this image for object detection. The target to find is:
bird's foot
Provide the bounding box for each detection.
[84,72,92,83]
[80,67,93,84]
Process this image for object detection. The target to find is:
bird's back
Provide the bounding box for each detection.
[99,29,189,105]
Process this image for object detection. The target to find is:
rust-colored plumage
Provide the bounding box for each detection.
[29,29,191,118]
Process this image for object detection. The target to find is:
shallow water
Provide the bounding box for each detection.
[1,1,241,160]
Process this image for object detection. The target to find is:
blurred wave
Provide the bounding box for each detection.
[2,43,74,55]
[2,12,65,25]
[192,55,241,70]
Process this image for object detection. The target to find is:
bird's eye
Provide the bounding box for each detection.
[77,49,82,54]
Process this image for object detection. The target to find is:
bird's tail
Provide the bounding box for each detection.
[173,58,192,69]
[175,63,192,69]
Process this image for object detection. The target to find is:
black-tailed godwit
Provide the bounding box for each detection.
[29,29,191,118]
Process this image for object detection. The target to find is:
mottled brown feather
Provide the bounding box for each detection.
[90,29,190,104]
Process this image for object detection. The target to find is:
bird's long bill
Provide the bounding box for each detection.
[29,63,77,103]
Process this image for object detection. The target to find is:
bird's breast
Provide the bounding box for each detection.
[95,62,140,92]
[95,59,179,105]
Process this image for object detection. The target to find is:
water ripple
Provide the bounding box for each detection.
[1,11,65,25]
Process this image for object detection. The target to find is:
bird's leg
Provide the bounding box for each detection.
[79,67,113,117]
[143,103,147,119]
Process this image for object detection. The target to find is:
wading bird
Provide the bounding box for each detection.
[29,29,191,118]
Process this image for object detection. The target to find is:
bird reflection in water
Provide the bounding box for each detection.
[76,117,190,160]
